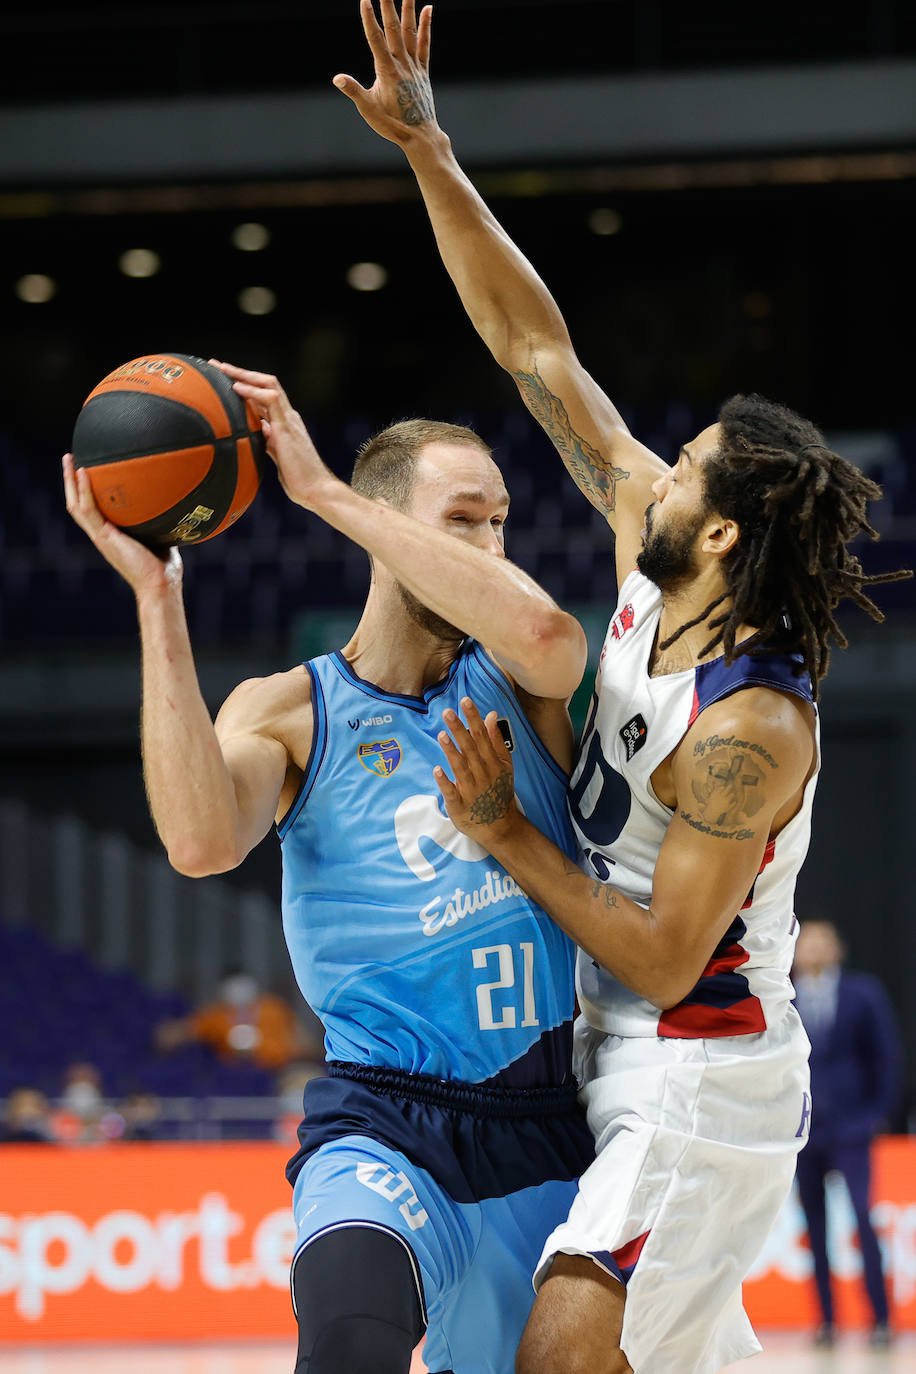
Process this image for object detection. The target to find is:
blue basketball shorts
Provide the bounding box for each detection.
[288,1064,594,1374]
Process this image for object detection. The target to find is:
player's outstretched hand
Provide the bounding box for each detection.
[62,453,181,594]
[210,360,338,513]
[333,0,437,147]
[435,698,522,849]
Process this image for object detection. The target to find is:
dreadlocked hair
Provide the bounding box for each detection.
[657,393,912,699]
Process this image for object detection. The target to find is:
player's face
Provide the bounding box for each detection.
[395,444,510,638]
[637,424,721,591]
[407,443,510,558]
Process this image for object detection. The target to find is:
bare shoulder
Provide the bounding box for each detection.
[676,685,816,819]
[216,665,313,749]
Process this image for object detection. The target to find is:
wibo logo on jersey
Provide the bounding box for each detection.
[348,714,394,730]
[357,739,402,777]
[394,792,524,937]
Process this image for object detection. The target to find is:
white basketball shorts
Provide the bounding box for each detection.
[535,1007,811,1374]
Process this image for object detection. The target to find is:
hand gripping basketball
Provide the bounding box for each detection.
[71,353,265,548]
[210,361,337,514]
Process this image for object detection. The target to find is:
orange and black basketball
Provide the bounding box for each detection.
[71,353,266,547]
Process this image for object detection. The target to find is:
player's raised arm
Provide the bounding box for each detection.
[63,454,291,876]
[214,361,587,704]
[334,0,669,582]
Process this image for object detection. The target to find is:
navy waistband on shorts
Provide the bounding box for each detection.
[287,1062,594,1201]
[326,1060,581,1119]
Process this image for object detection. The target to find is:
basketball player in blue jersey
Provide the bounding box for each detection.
[335,4,911,1372]
[63,368,597,1373]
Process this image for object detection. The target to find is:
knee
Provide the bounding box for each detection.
[308,1315,415,1374]
[517,1346,632,1374]
[292,1225,423,1374]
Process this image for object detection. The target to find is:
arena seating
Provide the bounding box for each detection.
[0,922,278,1138]
[3,409,913,650]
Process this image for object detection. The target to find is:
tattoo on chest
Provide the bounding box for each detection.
[511,362,629,512]
[469,769,514,825]
[396,80,434,126]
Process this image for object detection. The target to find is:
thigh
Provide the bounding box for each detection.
[441,1177,582,1374]
[293,1135,475,1373]
[292,1138,459,1344]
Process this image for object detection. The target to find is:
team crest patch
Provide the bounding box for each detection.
[358,739,403,777]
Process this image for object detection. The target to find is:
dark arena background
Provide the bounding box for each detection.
[1,0,915,1366]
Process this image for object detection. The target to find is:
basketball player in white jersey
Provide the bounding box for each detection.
[335,4,910,1371]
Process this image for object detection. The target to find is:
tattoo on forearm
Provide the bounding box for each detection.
[512,362,629,512]
[396,80,434,126]
[692,733,778,771]
[679,811,755,841]
[469,769,514,825]
[688,742,768,829]
[589,880,620,909]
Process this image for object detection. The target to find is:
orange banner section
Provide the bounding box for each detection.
[1,1137,914,1343]
[0,1143,296,1344]
[746,1136,916,1330]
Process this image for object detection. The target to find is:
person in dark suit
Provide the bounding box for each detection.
[793,918,903,1348]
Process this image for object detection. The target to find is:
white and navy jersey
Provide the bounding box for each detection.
[569,569,820,1039]
[279,641,579,1087]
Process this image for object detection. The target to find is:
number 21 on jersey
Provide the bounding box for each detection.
[472,942,539,1031]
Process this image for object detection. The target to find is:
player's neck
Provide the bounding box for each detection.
[340,598,466,697]
[652,574,755,675]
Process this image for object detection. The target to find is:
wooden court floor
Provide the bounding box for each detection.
[0,1333,914,1374]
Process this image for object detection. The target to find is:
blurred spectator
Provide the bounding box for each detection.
[51,1061,111,1144]
[155,969,320,1072]
[1,1087,55,1143]
[793,919,903,1349]
[120,1091,164,1141]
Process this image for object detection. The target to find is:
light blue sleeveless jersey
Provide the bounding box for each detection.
[279,641,578,1087]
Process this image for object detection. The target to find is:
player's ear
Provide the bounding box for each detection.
[701,514,739,559]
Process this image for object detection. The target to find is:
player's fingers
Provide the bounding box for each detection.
[417,4,432,68]
[67,461,106,534]
[437,728,476,792]
[441,708,489,786]
[378,0,408,59]
[229,379,286,423]
[401,0,418,57]
[359,0,400,71]
[433,764,460,810]
[209,359,277,387]
[331,73,372,104]
[62,452,79,511]
[483,709,513,764]
[459,698,506,769]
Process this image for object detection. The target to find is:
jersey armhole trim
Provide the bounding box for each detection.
[700,673,815,713]
[472,647,570,787]
[277,662,328,839]
[290,1220,428,1328]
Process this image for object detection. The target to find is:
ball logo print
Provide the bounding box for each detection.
[71,353,265,547]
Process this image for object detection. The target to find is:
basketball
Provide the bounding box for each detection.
[71,353,266,547]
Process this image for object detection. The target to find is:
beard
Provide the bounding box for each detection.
[396,582,464,641]
[636,503,704,592]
